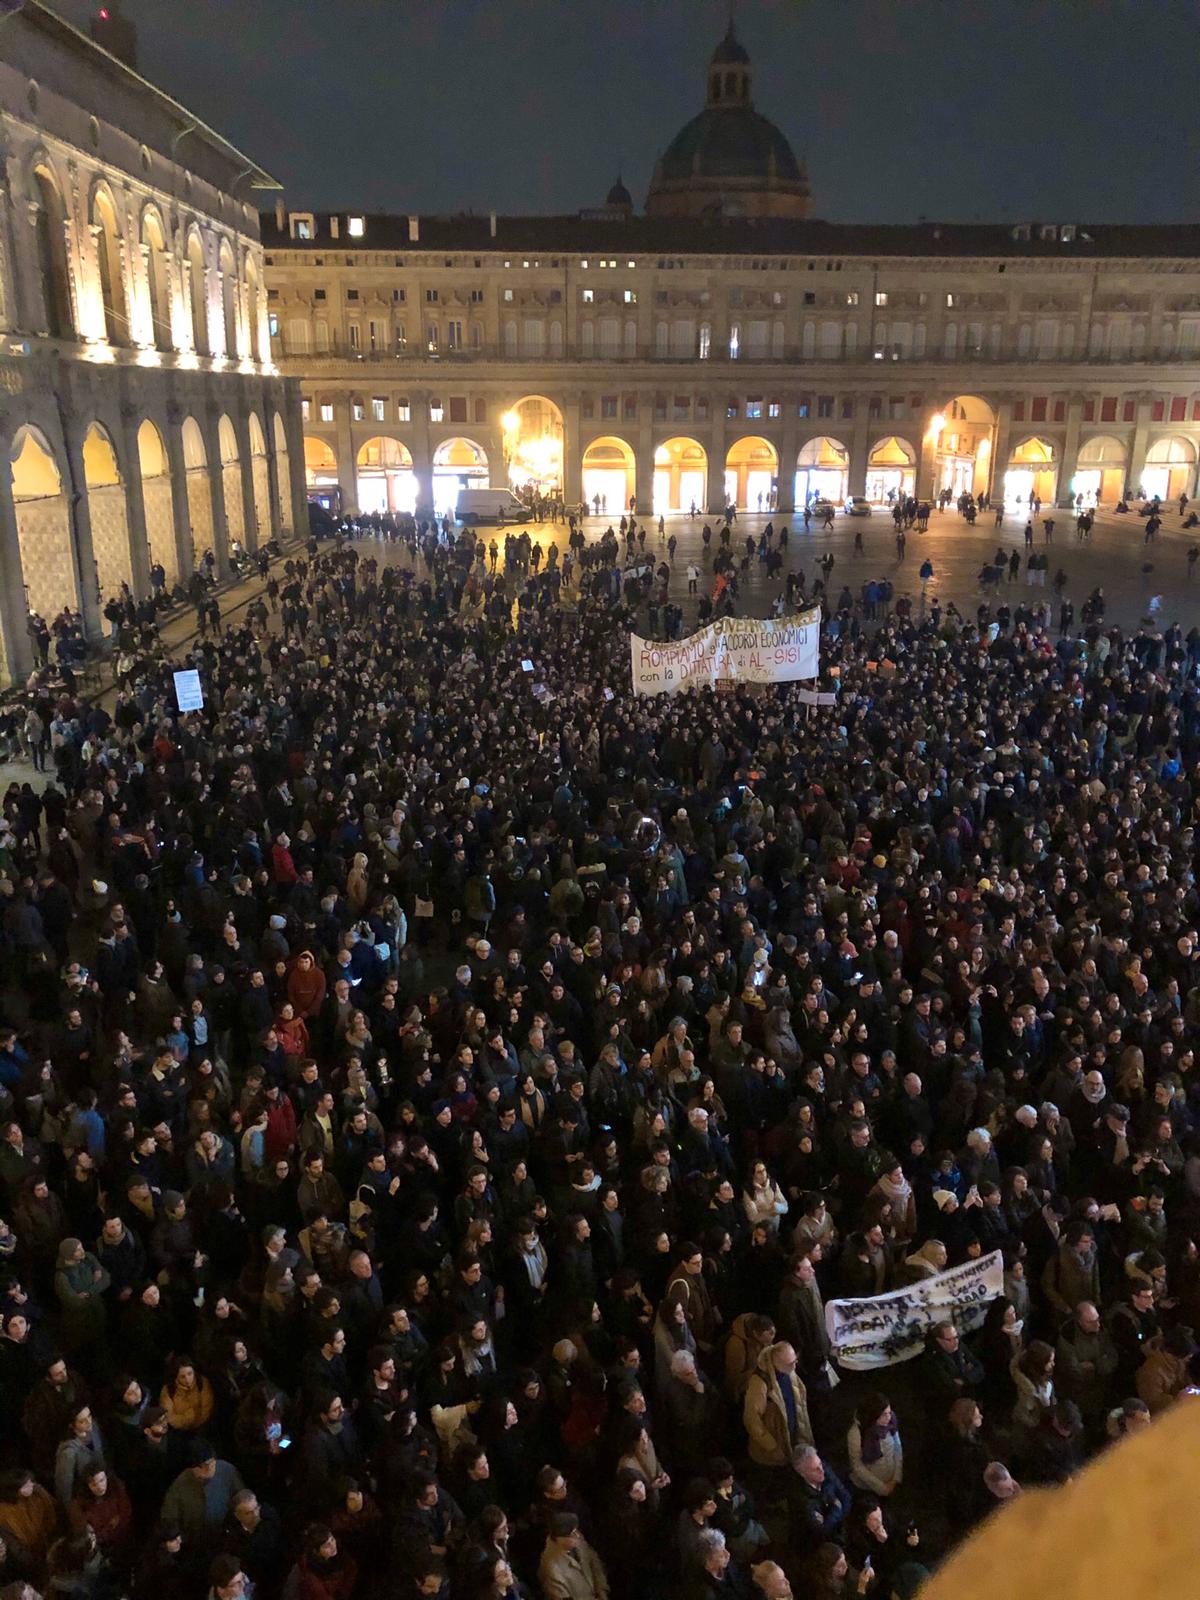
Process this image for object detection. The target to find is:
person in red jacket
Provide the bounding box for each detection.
[68,1464,133,1561]
[288,1524,359,1600]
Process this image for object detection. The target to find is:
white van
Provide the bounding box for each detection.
[455,488,533,526]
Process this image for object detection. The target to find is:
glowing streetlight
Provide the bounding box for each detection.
[501,410,519,433]
[928,412,946,438]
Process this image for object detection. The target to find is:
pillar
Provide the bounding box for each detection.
[562,394,582,507]
[284,399,307,539]
[848,404,870,499]
[776,410,798,513]
[236,410,259,551]
[61,427,103,637]
[264,399,285,539]
[412,389,434,512]
[707,406,727,513]
[0,462,32,682]
[1127,392,1154,497]
[1059,394,1084,507]
[334,399,357,515]
[635,408,654,513]
[164,405,195,574]
[117,403,152,597]
[202,407,232,580]
[989,398,1013,504]
[918,426,939,502]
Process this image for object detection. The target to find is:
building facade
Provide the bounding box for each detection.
[0,1,307,682]
[264,30,1200,528]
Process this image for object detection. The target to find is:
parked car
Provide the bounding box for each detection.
[810,499,837,518]
[844,496,873,517]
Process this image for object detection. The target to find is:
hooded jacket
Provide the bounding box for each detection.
[742,1344,813,1466]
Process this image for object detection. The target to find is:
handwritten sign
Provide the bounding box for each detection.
[630,608,820,696]
[825,1250,1004,1370]
[173,669,204,712]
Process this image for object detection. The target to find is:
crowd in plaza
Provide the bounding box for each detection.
[1,511,1200,1600]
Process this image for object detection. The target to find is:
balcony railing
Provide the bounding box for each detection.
[274,338,1200,368]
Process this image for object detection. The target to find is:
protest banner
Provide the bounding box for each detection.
[630,608,820,696]
[796,687,837,707]
[825,1250,1004,1370]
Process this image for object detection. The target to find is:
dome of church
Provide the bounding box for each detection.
[606,176,632,207]
[645,26,810,221]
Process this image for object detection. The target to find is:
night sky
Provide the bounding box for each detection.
[58,0,1200,224]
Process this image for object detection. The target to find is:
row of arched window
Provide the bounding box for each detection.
[27,159,264,362]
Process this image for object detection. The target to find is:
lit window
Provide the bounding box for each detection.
[301,398,310,420]
[729,323,740,359]
[768,400,781,418]
[268,313,279,337]
[746,398,763,418]
[628,260,636,269]
[372,397,386,421]
[523,260,530,268]
[347,215,365,238]
[875,291,888,307]
[624,290,637,305]
[398,400,411,422]
[503,289,514,302]
[699,325,711,360]
[352,400,364,421]
[945,292,957,308]
[845,292,859,307]
[580,259,588,269]
[430,399,443,422]
[319,402,334,422]
[582,289,594,303]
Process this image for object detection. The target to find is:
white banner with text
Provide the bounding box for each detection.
[825,1250,1004,1370]
[630,608,821,696]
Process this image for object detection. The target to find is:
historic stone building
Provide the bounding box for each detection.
[264,27,1200,528]
[0,0,306,681]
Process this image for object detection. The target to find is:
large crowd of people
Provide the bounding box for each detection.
[0,513,1199,1600]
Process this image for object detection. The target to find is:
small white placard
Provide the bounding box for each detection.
[173,669,204,711]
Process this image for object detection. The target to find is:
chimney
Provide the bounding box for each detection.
[408,215,420,243]
[274,198,284,231]
[489,212,497,239]
[330,216,340,239]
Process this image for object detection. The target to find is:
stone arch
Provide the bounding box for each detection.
[936,394,997,498]
[651,436,707,514]
[1143,435,1197,502]
[218,238,239,359]
[30,163,73,338]
[1005,435,1058,507]
[10,423,76,621]
[181,415,214,564]
[136,417,178,584]
[90,184,130,346]
[81,421,133,602]
[501,396,564,493]
[272,412,293,533]
[1073,434,1127,507]
[186,227,209,355]
[304,435,338,485]
[247,412,271,543]
[795,435,849,505]
[142,206,173,351]
[432,436,489,515]
[866,435,917,503]
[217,414,246,547]
[356,434,415,515]
[582,436,636,515]
[725,435,779,511]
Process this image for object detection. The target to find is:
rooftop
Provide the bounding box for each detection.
[260,212,1200,261]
